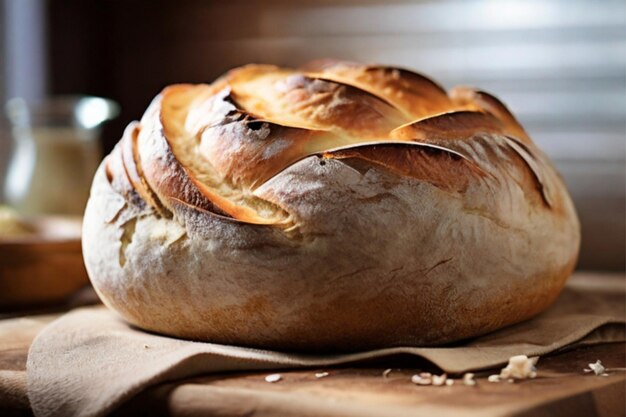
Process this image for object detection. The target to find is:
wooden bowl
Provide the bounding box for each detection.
[0,217,89,308]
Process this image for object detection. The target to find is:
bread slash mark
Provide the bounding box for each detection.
[119,217,137,267]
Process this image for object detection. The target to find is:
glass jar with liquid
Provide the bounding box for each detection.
[4,96,119,215]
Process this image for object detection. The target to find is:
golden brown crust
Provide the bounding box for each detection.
[322,143,484,194]
[303,60,457,119]
[227,64,408,135]
[122,64,560,223]
[450,86,531,144]
[83,61,581,351]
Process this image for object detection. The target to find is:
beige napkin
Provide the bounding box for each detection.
[27,277,625,417]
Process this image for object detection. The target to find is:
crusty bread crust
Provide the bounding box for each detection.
[83,61,580,351]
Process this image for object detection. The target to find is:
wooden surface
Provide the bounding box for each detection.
[0,217,88,309]
[120,344,626,417]
[0,274,624,417]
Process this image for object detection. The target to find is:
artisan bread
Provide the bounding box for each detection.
[82,61,580,351]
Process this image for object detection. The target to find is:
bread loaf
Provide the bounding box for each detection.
[83,61,580,351]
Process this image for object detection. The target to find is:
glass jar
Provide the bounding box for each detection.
[4,96,119,215]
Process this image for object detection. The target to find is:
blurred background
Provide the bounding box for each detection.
[0,0,624,270]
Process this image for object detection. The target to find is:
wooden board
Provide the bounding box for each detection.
[0,217,89,309]
[120,344,626,417]
[1,319,624,417]
[1,274,624,417]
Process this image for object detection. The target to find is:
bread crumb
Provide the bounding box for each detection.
[488,375,500,382]
[432,374,447,386]
[382,368,393,378]
[315,372,329,378]
[462,373,476,386]
[265,373,282,383]
[412,372,448,386]
[584,360,626,376]
[584,360,607,376]
[445,379,454,386]
[411,374,432,385]
[499,355,538,380]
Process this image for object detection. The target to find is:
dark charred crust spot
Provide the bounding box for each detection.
[246,120,265,131]
[221,93,265,126]
[225,108,239,117]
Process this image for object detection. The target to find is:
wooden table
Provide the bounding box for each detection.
[1,274,625,417]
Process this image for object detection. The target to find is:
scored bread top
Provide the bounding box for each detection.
[105,60,556,228]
